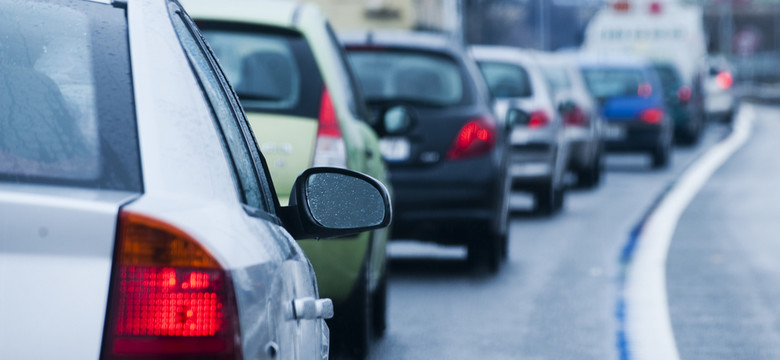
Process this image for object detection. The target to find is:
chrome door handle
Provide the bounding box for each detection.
[291,297,334,320]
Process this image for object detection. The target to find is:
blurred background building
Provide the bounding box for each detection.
[311,0,780,82]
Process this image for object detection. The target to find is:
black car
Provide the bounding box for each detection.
[652,62,705,145]
[579,55,673,169]
[342,31,510,272]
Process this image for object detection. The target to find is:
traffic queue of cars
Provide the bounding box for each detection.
[0,1,721,360]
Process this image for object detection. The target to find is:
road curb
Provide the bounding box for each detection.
[615,104,755,360]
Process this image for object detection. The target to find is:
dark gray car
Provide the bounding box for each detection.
[342,31,510,272]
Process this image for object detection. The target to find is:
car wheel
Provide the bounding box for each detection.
[576,155,601,189]
[554,185,566,211]
[372,266,388,338]
[467,228,501,273]
[534,183,557,215]
[651,143,670,169]
[500,231,509,260]
[330,267,372,359]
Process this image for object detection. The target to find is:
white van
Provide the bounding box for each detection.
[583,0,707,83]
[583,0,708,139]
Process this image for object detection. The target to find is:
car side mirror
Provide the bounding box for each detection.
[280,167,392,240]
[506,108,529,128]
[382,106,414,135]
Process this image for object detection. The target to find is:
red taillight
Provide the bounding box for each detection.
[564,107,588,127]
[638,83,653,98]
[103,211,240,360]
[528,110,550,129]
[447,117,496,160]
[677,86,692,102]
[614,1,630,12]
[716,72,733,90]
[640,108,664,124]
[649,2,662,14]
[313,87,347,168]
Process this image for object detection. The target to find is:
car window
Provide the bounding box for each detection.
[653,64,683,94]
[348,49,466,107]
[540,65,573,96]
[581,67,648,99]
[0,0,140,191]
[171,6,277,214]
[477,61,533,98]
[198,22,325,120]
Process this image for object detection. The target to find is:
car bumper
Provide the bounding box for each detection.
[389,156,502,244]
[508,143,555,185]
[604,122,664,152]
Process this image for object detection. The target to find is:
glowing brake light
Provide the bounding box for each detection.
[613,1,630,12]
[313,87,347,168]
[716,72,733,90]
[638,83,653,98]
[563,107,588,127]
[640,108,664,124]
[649,2,662,14]
[528,110,550,129]
[677,86,692,102]
[447,117,496,160]
[102,211,241,360]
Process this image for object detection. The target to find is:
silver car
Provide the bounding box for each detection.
[0,1,390,359]
[537,52,605,188]
[472,45,570,215]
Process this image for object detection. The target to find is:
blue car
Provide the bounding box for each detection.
[579,55,673,168]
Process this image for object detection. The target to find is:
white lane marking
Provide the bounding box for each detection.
[625,105,755,360]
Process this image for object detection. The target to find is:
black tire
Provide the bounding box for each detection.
[500,232,509,260]
[676,121,701,146]
[576,154,601,189]
[466,229,501,274]
[534,183,555,215]
[330,268,372,359]
[553,185,566,211]
[651,143,670,169]
[372,268,388,338]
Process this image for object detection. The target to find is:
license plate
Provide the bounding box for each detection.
[379,137,410,161]
[510,129,531,144]
[604,125,625,140]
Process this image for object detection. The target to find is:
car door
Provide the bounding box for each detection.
[169,4,325,359]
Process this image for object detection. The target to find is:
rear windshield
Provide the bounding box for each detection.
[347,50,465,106]
[653,64,682,93]
[540,65,572,96]
[581,68,648,99]
[478,61,533,98]
[0,0,140,191]
[199,23,324,119]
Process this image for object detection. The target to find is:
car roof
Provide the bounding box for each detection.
[469,45,540,66]
[181,0,319,29]
[340,30,464,55]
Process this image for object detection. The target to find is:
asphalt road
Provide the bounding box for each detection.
[369,108,741,359]
[668,104,780,359]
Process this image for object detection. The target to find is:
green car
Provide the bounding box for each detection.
[181,0,391,358]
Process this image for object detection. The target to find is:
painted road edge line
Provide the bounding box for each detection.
[624,105,755,360]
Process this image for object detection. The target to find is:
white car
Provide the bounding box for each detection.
[471,46,570,214]
[704,55,737,122]
[0,1,390,359]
